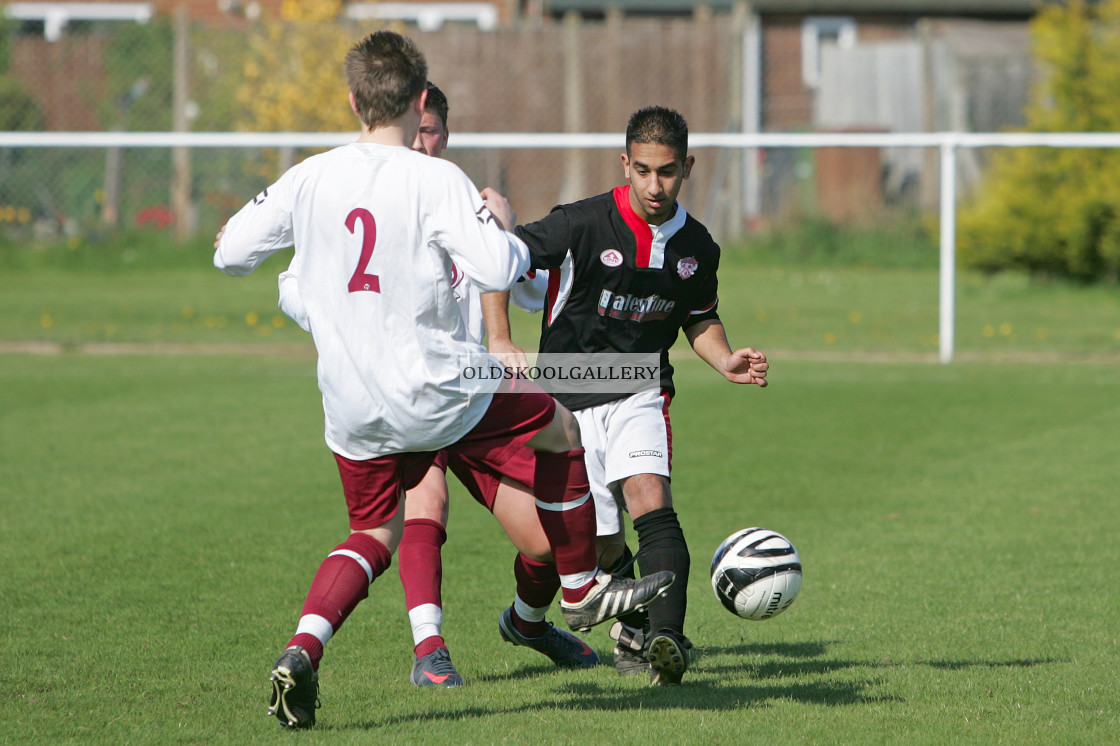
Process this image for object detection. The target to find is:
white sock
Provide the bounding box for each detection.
[559,569,599,596]
[513,594,550,623]
[294,614,334,646]
[408,603,443,647]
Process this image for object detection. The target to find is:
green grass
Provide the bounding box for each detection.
[736,214,941,270]
[2,349,1117,744]
[3,247,1118,360]
[2,257,1118,742]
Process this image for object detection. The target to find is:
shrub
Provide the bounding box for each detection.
[958,0,1120,282]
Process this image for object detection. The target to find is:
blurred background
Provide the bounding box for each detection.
[1,0,1119,285]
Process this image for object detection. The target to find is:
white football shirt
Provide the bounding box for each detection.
[449,264,485,344]
[279,259,486,344]
[215,142,530,459]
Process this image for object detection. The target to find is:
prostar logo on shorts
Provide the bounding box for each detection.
[600,248,623,267]
[629,450,664,458]
[677,256,698,279]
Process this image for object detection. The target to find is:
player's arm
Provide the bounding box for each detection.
[509,270,548,313]
[513,208,574,271]
[686,318,768,387]
[277,268,311,332]
[480,291,529,369]
[436,176,528,293]
[213,176,295,277]
[476,186,531,363]
[481,187,516,231]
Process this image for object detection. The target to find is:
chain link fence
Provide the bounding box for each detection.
[0,9,1034,247]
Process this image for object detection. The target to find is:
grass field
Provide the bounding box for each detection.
[3,245,1119,360]
[2,256,1118,744]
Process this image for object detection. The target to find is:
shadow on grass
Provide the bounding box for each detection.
[700,641,1063,679]
[329,680,894,732]
[923,658,1063,670]
[471,640,837,684]
[319,645,1066,732]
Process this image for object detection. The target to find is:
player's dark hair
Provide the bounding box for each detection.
[345,31,428,129]
[626,106,689,161]
[425,82,449,128]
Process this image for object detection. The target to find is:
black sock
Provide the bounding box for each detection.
[604,544,649,631]
[633,507,689,636]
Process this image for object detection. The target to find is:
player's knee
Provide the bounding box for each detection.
[403,485,450,524]
[622,474,672,516]
[556,404,582,449]
[352,519,402,555]
[528,402,582,453]
[520,541,552,564]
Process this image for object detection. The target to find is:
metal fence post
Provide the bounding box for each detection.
[939,135,958,364]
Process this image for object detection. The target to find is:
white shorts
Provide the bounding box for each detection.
[572,388,672,537]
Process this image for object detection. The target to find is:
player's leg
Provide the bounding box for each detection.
[490,475,600,668]
[621,473,691,685]
[398,455,463,687]
[268,451,432,728]
[447,452,598,668]
[573,404,652,675]
[450,379,673,632]
[447,451,557,632]
[604,390,692,685]
[599,529,656,676]
[519,392,675,629]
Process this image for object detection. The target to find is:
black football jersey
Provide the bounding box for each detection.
[515,185,721,411]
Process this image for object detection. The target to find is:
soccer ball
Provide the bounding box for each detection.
[710,527,802,620]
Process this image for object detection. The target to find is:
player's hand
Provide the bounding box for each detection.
[214,224,226,249]
[481,187,517,231]
[723,347,768,386]
[489,338,529,373]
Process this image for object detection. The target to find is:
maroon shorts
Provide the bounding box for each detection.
[334,451,438,530]
[448,445,536,511]
[334,376,555,530]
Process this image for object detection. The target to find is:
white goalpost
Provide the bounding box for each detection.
[5,129,1120,363]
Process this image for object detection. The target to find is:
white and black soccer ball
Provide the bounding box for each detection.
[710,527,802,620]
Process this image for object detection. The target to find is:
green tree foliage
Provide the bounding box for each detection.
[235,0,363,132]
[0,76,44,131]
[958,0,1120,281]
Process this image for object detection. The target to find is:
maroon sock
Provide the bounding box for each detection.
[287,635,325,669]
[532,449,598,603]
[287,532,391,668]
[398,518,446,611]
[512,553,561,637]
[511,610,547,639]
[414,635,447,659]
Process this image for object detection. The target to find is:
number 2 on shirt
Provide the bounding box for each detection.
[346,208,380,293]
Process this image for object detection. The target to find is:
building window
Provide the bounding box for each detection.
[801,16,857,89]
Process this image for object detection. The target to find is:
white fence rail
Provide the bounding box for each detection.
[5,130,1120,363]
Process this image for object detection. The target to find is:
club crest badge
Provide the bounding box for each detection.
[677,257,698,279]
[600,249,623,268]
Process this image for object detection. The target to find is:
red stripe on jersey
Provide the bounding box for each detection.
[613,186,654,268]
[545,268,562,325]
[661,390,673,468]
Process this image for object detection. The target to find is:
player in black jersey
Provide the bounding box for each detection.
[500,106,769,685]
